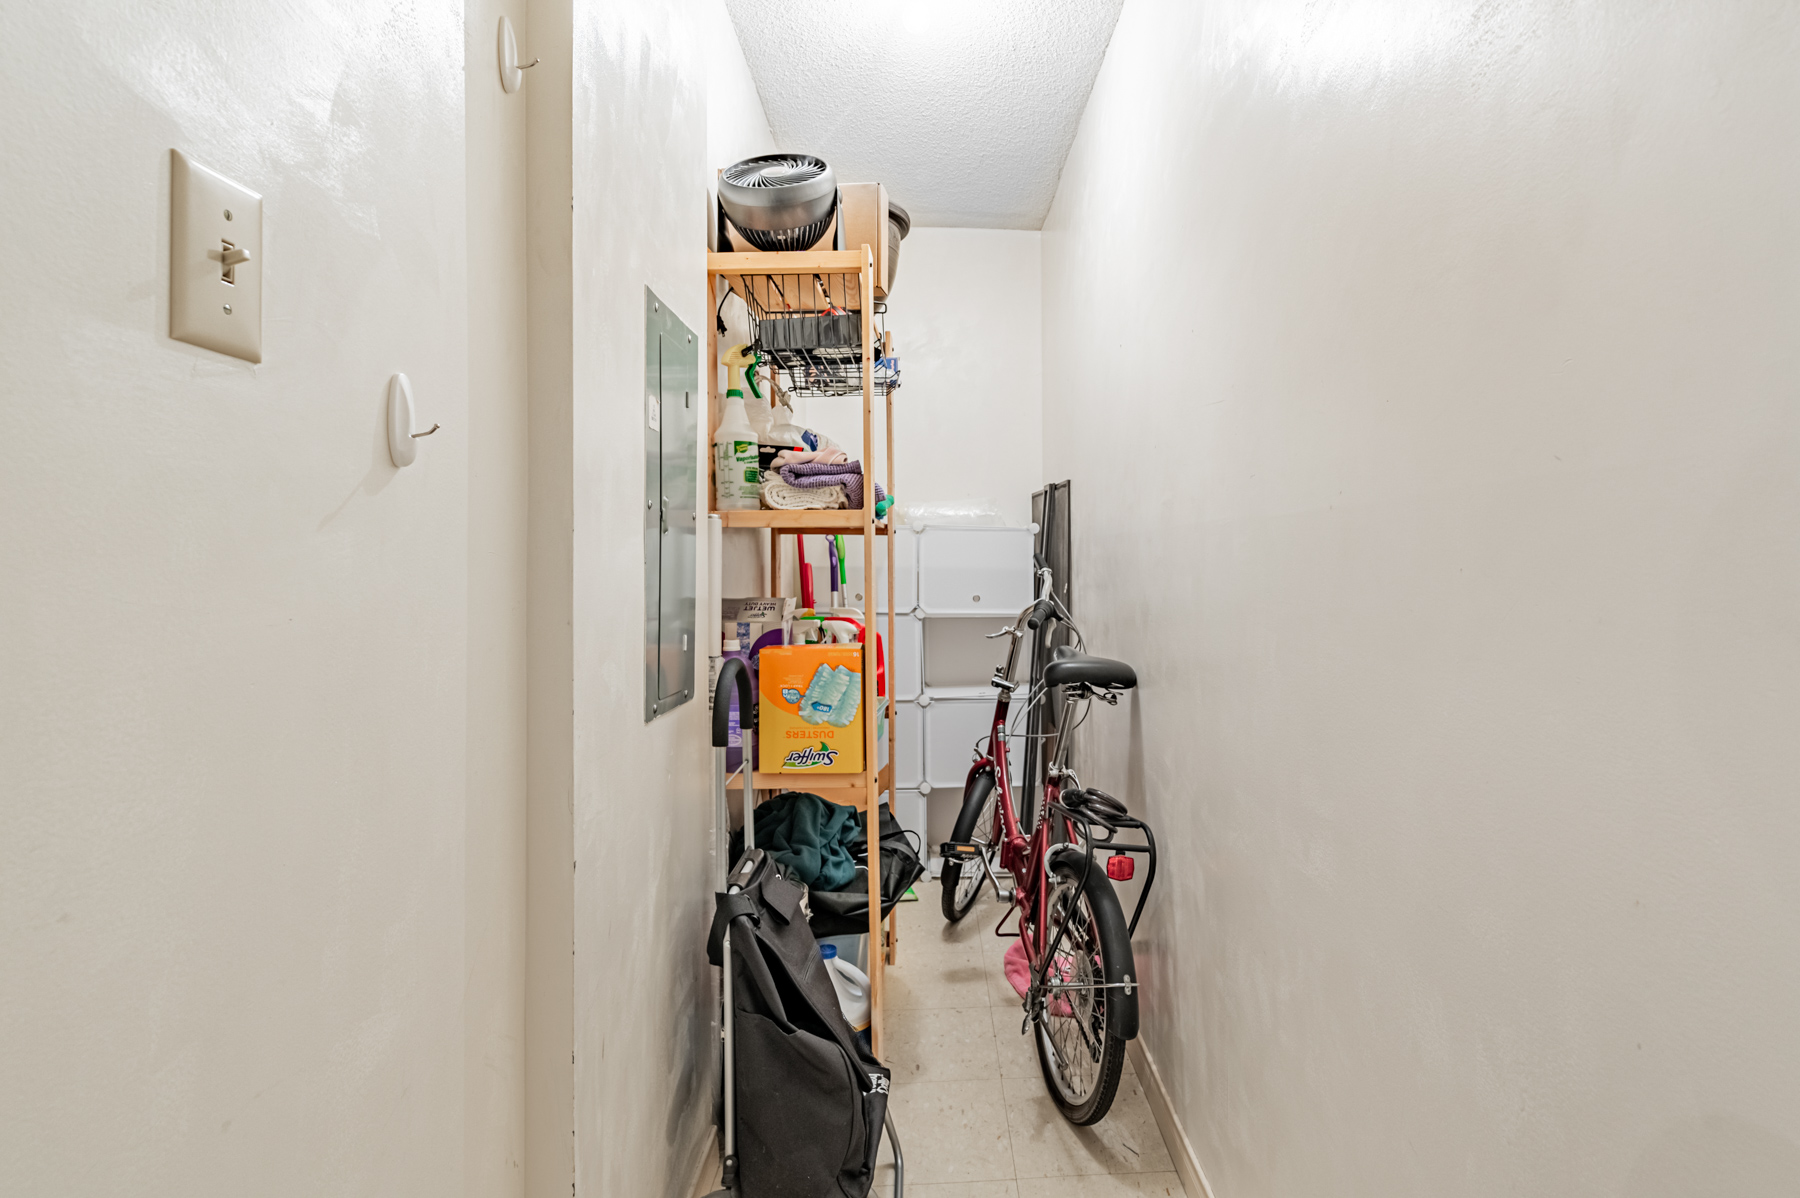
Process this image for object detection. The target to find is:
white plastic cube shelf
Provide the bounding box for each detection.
[915,526,1034,617]
[893,788,927,857]
[892,697,924,790]
[888,610,923,701]
[920,687,1022,792]
[922,616,1013,689]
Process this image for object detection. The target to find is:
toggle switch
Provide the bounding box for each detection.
[170,150,262,363]
[212,242,251,284]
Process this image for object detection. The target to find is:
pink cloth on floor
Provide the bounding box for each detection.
[1003,938,1032,999]
[1004,936,1075,1015]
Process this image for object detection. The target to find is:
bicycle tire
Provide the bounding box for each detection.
[1032,854,1132,1124]
[939,771,997,923]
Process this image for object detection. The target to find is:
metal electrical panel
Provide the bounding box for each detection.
[644,288,698,721]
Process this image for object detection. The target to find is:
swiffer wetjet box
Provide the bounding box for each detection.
[758,644,866,775]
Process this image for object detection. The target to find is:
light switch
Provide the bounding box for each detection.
[170,150,262,363]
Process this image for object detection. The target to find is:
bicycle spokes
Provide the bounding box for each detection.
[1035,877,1108,1104]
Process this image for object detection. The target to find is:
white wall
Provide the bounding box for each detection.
[0,3,473,1195]
[465,2,531,1195]
[704,0,781,602]
[705,0,777,184]
[1044,1,1800,1195]
[569,2,715,1193]
[525,4,780,1197]
[774,228,1045,610]
[808,227,1044,528]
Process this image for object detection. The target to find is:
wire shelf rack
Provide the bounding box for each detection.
[727,268,869,398]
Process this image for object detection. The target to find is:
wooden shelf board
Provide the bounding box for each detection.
[708,249,870,276]
[728,763,894,806]
[714,508,887,533]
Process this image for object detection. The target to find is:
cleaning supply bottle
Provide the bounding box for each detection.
[819,944,871,1033]
[725,344,774,444]
[766,397,806,454]
[713,344,760,510]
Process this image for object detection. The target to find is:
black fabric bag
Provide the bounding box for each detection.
[709,850,890,1198]
[807,804,928,938]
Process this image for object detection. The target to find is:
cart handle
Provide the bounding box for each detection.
[713,656,754,749]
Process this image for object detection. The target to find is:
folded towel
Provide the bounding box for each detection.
[771,447,850,469]
[761,477,847,510]
[780,460,884,510]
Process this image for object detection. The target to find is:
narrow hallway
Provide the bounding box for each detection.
[875,890,1180,1196]
[8,1,1800,1196]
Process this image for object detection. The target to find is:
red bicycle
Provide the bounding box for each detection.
[938,572,1158,1125]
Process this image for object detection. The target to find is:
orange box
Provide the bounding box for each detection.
[758,644,866,774]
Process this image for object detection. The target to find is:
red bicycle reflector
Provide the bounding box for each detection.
[1107,855,1134,881]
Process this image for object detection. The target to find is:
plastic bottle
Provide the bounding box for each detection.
[819,944,871,1032]
[766,399,806,452]
[746,382,774,445]
[726,344,775,444]
[713,349,761,510]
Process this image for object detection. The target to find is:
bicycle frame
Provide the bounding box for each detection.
[961,578,1110,979]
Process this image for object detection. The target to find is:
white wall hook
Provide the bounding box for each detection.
[497,16,535,93]
[387,373,436,467]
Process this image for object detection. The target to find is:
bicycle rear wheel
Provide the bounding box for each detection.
[1033,858,1129,1124]
[940,771,997,923]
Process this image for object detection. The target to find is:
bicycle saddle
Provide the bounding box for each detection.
[1043,646,1137,690]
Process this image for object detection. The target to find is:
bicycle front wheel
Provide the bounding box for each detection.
[940,771,998,923]
[1033,857,1130,1124]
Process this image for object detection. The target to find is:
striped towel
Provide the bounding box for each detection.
[779,460,885,511]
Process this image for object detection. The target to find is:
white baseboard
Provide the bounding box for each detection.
[1129,1039,1216,1198]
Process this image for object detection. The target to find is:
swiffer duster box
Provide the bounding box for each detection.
[758,644,866,774]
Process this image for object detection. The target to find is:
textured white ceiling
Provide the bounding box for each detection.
[721,0,1124,229]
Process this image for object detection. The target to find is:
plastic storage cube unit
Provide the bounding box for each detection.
[921,616,1013,689]
[920,687,1023,794]
[888,609,923,701]
[890,696,924,789]
[915,526,1034,617]
[892,789,927,861]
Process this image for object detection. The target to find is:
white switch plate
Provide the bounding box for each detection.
[170,150,262,363]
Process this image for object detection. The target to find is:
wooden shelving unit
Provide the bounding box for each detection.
[707,245,901,1055]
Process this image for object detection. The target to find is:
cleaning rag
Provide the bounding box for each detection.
[770,446,850,469]
[727,791,859,891]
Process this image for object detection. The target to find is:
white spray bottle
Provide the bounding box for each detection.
[714,344,761,510]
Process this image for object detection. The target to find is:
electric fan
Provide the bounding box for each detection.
[718,154,839,252]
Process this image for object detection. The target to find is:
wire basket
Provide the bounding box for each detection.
[726,269,870,398]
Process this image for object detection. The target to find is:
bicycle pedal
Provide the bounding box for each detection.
[996,887,1016,904]
[940,841,982,860]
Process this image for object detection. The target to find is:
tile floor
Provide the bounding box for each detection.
[870,885,1183,1197]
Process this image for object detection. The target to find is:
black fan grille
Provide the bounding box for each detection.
[723,155,829,189]
[738,218,833,253]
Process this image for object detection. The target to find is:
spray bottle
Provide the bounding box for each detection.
[713,344,761,510]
